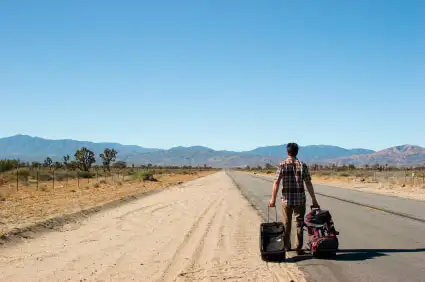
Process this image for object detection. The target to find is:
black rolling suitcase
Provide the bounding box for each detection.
[260,206,286,262]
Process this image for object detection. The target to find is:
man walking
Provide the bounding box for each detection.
[268,143,319,255]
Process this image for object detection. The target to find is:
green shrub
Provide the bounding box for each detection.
[77,171,94,179]
[54,171,69,181]
[0,159,19,173]
[141,171,157,181]
[38,172,53,181]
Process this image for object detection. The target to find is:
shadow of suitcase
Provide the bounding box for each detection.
[260,206,286,262]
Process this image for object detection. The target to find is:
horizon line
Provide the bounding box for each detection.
[2,133,422,153]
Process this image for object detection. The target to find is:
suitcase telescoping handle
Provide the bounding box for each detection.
[267,206,278,223]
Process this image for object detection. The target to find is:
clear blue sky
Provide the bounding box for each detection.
[1,0,424,151]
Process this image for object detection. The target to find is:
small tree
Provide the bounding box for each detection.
[54,162,62,170]
[69,161,78,171]
[99,148,117,173]
[63,154,70,169]
[74,147,96,172]
[43,157,53,169]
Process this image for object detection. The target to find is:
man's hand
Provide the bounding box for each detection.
[268,199,276,207]
[311,198,320,208]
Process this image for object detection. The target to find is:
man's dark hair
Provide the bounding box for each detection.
[287,143,299,157]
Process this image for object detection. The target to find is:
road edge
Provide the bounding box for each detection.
[225,170,309,282]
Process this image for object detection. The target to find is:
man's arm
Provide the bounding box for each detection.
[269,165,282,207]
[303,164,319,207]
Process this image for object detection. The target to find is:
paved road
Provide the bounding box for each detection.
[227,171,425,282]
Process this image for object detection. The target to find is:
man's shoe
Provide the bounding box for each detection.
[296,249,307,255]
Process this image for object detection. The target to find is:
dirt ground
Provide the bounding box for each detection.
[247,171,425,201]
[0,171,214,236]
[312,176,425,201]
[0,171,305,282]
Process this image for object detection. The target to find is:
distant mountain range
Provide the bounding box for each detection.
[0,135,424,167]
[327,145,425,167]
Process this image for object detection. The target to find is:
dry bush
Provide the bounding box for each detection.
[77,171,95,179]
[54,171,71,181]
[38,172,53,181]
[133,171,157,181]
[0,190,10,201]
[17,169,30,180]
[40,185,49,192]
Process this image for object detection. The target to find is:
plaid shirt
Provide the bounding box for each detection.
[274,157,312,206]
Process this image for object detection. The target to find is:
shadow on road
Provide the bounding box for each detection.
[332,248,425,261]
[283,248,425,263]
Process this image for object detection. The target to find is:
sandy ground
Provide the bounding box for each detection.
[0,171,305,282]
[312,177,425,201]
[0,171,213,236]
[247,171,425,201]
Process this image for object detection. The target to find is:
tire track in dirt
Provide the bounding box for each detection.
[0,171,306,282]
[158,194,225,282]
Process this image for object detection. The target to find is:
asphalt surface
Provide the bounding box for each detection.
[227,171,425,282]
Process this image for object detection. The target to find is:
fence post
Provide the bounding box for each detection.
[77,171,80,188]
[36,169,39,190]
[16,165,19,192]
[404,170,407,185]
[53,170,55,189]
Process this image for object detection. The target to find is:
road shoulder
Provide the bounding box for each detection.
[0,171,306,282]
